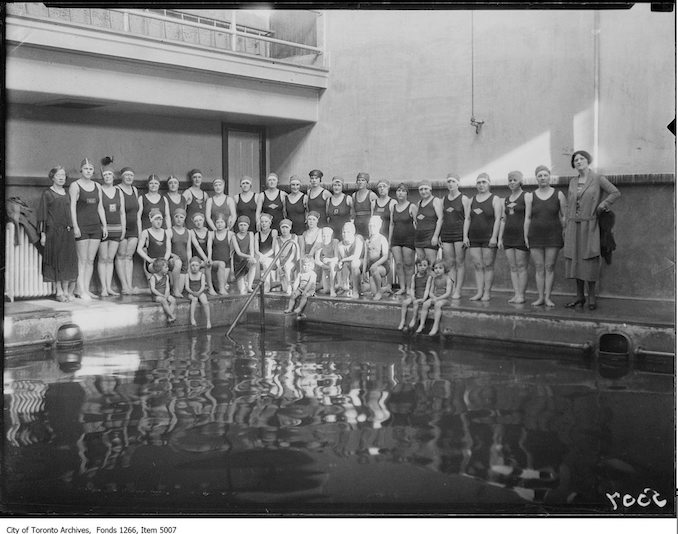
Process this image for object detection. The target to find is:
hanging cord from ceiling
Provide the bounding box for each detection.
[470,11,484,134]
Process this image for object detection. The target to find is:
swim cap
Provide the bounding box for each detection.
[149,209,163,220]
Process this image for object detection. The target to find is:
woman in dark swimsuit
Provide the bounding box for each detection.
[98,160,125,297]
[326,177,353,239]
[234,176,259,229]
[285,175,308,236]
[306,169,330,228]
[498,171,529,304]
[69,158,107,300]
[440,173,468,300]
[138,174,170,231]
[164,175,186,222]
[373,180,395,238]
[206,177,236,232]
[184,169,210,230]
[352,172,377,238]
[116,167,140,294]
[525,165,567,307]
[463,173,503,301]
[390,183,417,296]
[414,180,443,267]
[257,172,287,232]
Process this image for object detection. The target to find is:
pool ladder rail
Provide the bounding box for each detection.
[225,238,297,341]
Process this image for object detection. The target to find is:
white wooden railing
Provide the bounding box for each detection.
[6,4,325,67]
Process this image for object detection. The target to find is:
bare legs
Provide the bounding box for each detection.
[189,293,211,328]
[204,264,218,296]
[416,299,446,336]
[211,261,230,295]
[235,264,257,294]
[442,242,466,299]
[169,257,185,297]
[277,262,295,295]
[469,246,497,301]
[369,265,387,300]
[76,239,100,300]
[258,257,274,293]
[97,239,121,296]
[531,247,559,306]
[115,237,138,294]
[154,295,176,323]
[397,296,421,330]
[338,259,361,298]
[320,261,338,297]
[392,246,415,296]
[504,248,529,304]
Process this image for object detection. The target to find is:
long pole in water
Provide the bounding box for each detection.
[259,282,265,333]
[226,239,295,339]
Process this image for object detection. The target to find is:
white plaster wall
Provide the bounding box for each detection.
[597,4,675,173]
[269,7,674,183]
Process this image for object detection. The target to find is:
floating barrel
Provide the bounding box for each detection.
[597,332,632,379]
[56,323,83,349]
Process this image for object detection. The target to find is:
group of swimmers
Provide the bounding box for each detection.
[41,156,613,331]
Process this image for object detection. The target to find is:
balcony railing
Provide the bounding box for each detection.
[6,4,326,68]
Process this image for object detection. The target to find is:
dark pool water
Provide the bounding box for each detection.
[3,324,675,516]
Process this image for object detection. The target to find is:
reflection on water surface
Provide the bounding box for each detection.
[3,324,674,515]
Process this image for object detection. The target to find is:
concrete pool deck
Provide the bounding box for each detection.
[4,289,675,371]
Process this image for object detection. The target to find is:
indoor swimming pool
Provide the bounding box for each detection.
[3,324,675,516]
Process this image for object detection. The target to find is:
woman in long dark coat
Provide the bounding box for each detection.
[563,150,620,310]
[38,166,78,301]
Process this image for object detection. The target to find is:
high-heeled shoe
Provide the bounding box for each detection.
[565,298,585,309]
[588,299,597,310]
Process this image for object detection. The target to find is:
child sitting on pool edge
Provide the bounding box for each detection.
[284,256,317,316]
[397,258,430,331]
[416,260,453,336]
[149,257,177,324]
[185,256,211,329]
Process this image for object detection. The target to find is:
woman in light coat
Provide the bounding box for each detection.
[563,150,620,310]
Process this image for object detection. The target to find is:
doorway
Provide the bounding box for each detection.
[222,124,266,195]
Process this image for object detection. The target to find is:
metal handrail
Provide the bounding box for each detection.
[225,238,297,340]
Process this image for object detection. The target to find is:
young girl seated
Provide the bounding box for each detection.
[276,219,299,295]
[185,256,211,329]
[416,260,453,336]
[149,257,177,324]
[189,212,217,296]
[210,213,233,295]
[397,258,430,331]
[336,222,364,299]
[284,256,317,315]
[137,209,171,280]
[314,226,339,297]
[169,208,190,298]
[255,212,278,292]
[363,215,390,300]
[231,215,257,294]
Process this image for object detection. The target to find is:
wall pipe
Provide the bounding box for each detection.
[593,10,601,163]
